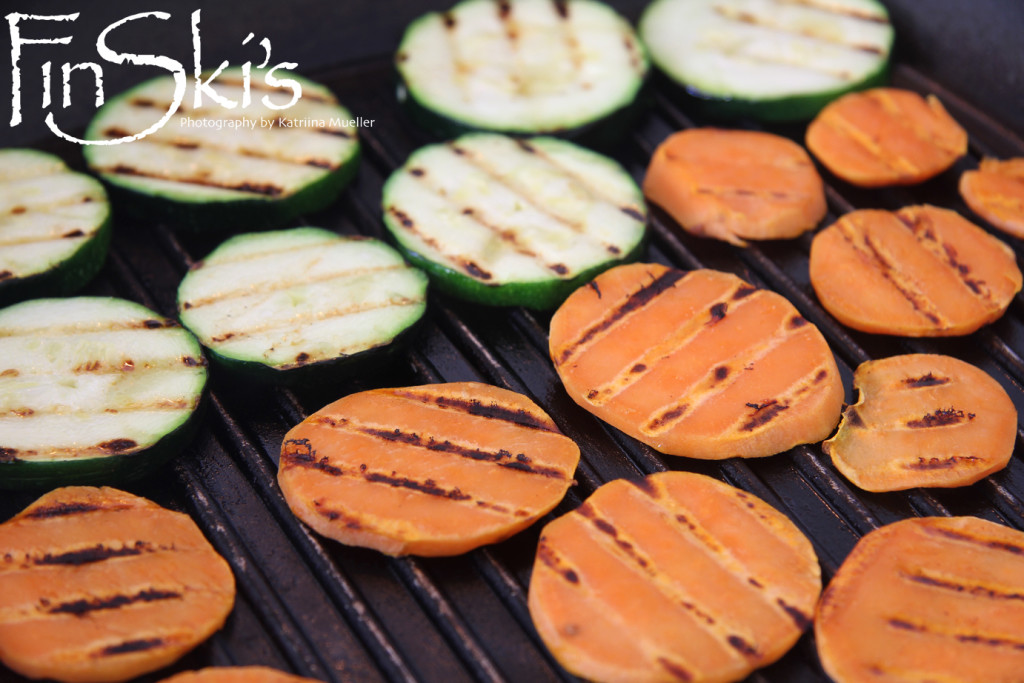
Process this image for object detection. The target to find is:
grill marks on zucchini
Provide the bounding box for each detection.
[277,382,580,556]
[528,472,820,683]
[0,487,235,683]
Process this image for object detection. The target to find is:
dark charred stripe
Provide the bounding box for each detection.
[714,366,729,381]
[630,476,661,498]
[777,598,812,630]
[788,315,808,329]
[99,438,137,453]
[587,280,602,298]
[364,472,471,500]
[313,500,364,529]
[903,372,950,388]
[888,617,924,632]
[0,447,19,462]
[96,638,166,657]
[537,540,580,584]
[902,571,1024,601]
[498,460,567,479]
[48,589,181,616]
[101,165,284,197]
[906,407,972,428]
[557,269,686,365]
[898,210,990,299]
[657,657,694,682]
[621,206,644,221]
[708,302,727,323]
[740,401,789,431]
[927,526,1024,556]
[398,391,557,432]
[732,285,757,300]
[442,11,456,28]
[25,501,132,519]
[280,438,343,476]
[646,404,688,431]
[553,0,569,18]
[886,618,1024,651]
[904,455,982,470]
[34,542,153,567]
[727,634,759,658]
[844,407,866,428]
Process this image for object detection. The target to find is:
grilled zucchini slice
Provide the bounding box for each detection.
[177,228,428,384]
[0,149,111,307]
[0,297,208,489]
[381,133,647,309]
[83,68,360,230]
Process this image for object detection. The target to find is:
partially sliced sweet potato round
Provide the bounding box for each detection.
[823,354,1017,491]
[278,382,580,557]
[529,471,821,683]
[550,263,844,459]
[959,157,1024,239]
[809,205,1022,336]
[643,128,827,247]
[159,666,321,683]
[806,87,967,187]
[817,516,1024,682]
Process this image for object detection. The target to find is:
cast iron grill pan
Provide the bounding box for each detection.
[3,56,1024,683]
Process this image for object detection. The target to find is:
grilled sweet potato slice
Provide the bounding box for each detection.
[810,205,1022,336]
[529,471,821,683]
[823,354,1017,491]
[0,487,235,683]
[549,263,844,459]
[959,157,1024,239]
[278,382,580,557]
[806,87,967,187]
[159,666,320,683]
[643,128,827,246]
[817,516,1024,682]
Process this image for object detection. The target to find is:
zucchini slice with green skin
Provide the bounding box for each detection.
[177,228,428,384]
[0,297,208,490]
[0,149,111,307]
[395,0,649,140]
[83,68,360,230]
[382,133,647,310]
[639,0,894,122]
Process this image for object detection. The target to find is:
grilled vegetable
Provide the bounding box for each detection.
[549,263,844,459]
[643,128,826,247]
[809,205,1022,336]
[177,228,427,384]
[159,666,320,683]
[83,68,360,230]
[278,382,580,556]
[0,149,111,307]
[382,133,647,309]
[639,0,893,122]
[824,354,1017,491]
[0,297,208,490]
[395,0,648,140]
[959,157,1024,239]
[816,516,1024,682]
[0,486,235,683]
[806,87,967,187]
[529,471,821,683]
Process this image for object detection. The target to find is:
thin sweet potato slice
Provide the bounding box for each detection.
[549,263,844,459]
[528,471,821,683]
[959,157,1024,239]
[159,666,321,683]
[806,87,967,187]
[817,516,1024,682]
[823,354,1017,491]
[643,128,827,246]
[809,205,1022,336]
[0,487,235,683]
[278,382,580,557]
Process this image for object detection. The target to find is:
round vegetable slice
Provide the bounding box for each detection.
[549,263,844,459]
[177,228,427,384]
[643,128,826,246]
[382,133,647,309]
[809,205,1022,336]
[528,471,821,683]
[395,0,648,139]
[278,381,580,556]
[959,157,1024,239]
[823,354,1017,491]
[806,87,967,187]
[0,149,111,307]
[83,68,360,230]
[639,0,893,122]
[159,666,320,683]
[0,297,208,490]
[0,486,235,683]
[817,516,1024,683]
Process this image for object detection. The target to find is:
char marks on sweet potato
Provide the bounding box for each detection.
[529,471,821,683]
[643,128,827,246]
[806,87,967,187]
[810,205,1022,336]
[960,157,1024,239]
[277,382,580,557]
[550,263,844,459]
[0,487,235,683]
[817,516,1024,683]
[823,354,1017,491]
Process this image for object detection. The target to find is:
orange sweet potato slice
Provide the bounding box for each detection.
[823,354,1017,491]
[159,666,321,683]
[809,204,1022,336]
[278,382,580,557]
[816,516,1024,682]
[806,88,967,187]
[960,157,1024,239]
[643,128,827,246]
[549,263,844,459]
[0,487,236,683]
[528,471,821,683]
